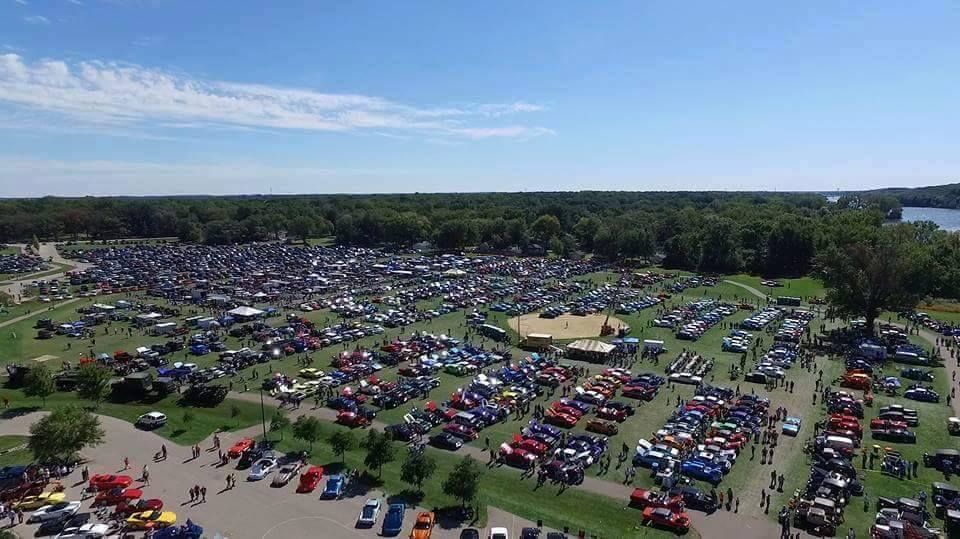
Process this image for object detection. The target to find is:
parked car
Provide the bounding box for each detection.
[320,474,345,499]
[227,438,255,458]
[356,498,382,527]
[382,503,405,536]
[87,475,133,492]
[410,511,435,539]
[28,501,82,523]
[247,457,278,481]
[296,466,324,493]
[136,411,167,429]
[272,462,303,487]
[641,507,691,533]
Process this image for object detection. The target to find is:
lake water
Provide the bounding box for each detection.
[901,206,960,231]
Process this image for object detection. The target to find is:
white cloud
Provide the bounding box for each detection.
[66,0,83,5]
[15,0,29,5]
[22,15,49,24]
[0,157,422,196]
[0,53,550,140]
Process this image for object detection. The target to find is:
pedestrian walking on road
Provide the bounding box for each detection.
[123,457,129,470]
[201,486,206,502]
[189,487,195,502]
[161,445,167,460]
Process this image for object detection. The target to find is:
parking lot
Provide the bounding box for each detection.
[0,412,550,539]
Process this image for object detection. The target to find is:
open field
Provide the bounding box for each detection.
[509,312,627,339]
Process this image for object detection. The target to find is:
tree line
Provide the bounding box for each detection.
[0,191,951,282]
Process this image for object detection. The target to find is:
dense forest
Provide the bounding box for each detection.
[860,182,960,209]
[0,192,956,292]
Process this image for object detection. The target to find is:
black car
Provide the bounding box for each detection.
[237,448,263,470]
[668,485,718,512]
[872,428,917,444]
[384,424,415,442]
[520,528,541,539]
[459,529,481,539]
[429,433,463,451]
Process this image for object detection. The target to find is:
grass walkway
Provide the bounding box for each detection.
[0,390,265,446]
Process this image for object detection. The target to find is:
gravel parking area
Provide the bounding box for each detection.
[0,412,546,539]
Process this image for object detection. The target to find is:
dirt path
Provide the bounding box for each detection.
[723,280,769,300]
[0,297,82,329]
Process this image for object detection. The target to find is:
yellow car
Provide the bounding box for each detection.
[15,492,65,510]
[299,368,323,379]
[126,510,176,529]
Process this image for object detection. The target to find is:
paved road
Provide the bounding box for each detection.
[1,243,92,300]
[0,412,548,539]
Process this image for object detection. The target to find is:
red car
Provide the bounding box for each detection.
[512,438,549,457]
[550,403,583,418]
[443,423,479,441]
[88,474,133,492]
[870,418,908,431]
[630,488,685,511]
[586,419,619,436]
[94,487,142,506]
[227,438,255,458]
[544,409,578,428]
[336,411,370,428]
[596,407,627,422]
[114,498,163,516]
[622,386,657,400]
[501,447,536,469]
[642,507,691,533]
[296,466,324,493]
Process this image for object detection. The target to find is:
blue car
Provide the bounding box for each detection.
[681,459,723,485]
[381,502,405,536]
[320,474,345,499]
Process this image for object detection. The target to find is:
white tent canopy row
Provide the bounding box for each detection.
[227,306,265,317]
[565,339,616,354]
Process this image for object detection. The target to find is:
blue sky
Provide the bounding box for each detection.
[1,1,958,196]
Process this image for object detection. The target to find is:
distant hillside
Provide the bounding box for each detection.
[861,183,960,209]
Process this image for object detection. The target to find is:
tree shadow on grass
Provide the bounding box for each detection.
[386,489,424,507]
[0,405,40,420]
[170,428,187,438]
[435,505,476,530]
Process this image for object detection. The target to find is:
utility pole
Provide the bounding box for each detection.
[259,387,267,440]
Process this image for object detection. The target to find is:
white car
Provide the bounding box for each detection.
[57,523,110,538]
[247,457,278,481]
[271,462,302,487]
[29,501,82,523]
[136,411,167,429]
[490,527,509,539]
[356,497,381,527]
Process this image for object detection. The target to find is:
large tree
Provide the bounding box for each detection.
[329,430,356,464]
[400,452,436,494]
[28,406,105,463]
[361,430,395,478]
[76,364,112,408]
[23,365,55,406]
[442,456,481,509]
[815,223,934,334]
[292,416,322,450]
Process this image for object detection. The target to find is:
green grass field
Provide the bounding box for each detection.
[725,274,826,300]
[0,435,30,467]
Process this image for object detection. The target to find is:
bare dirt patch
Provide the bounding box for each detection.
[508,313,627,340]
